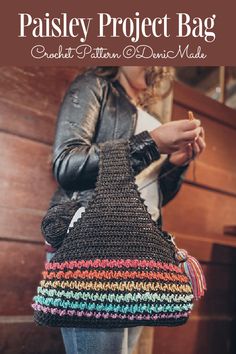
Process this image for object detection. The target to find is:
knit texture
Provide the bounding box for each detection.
[32,139,194,328]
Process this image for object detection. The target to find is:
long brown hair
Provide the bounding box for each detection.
[90,66,174,108]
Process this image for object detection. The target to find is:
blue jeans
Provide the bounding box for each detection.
[46,252,144,354]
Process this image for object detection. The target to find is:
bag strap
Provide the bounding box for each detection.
[95,140,133,192]
[89,139,162,230]
[70,141,130,201]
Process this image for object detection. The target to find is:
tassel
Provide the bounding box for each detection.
[175,249,207,301]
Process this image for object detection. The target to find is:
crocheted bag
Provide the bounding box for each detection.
[31,139,206,328]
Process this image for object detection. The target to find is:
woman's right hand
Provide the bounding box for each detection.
[149,119,202,154]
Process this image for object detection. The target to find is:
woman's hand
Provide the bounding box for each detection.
[168,127,206,166]
[149,119,202,154]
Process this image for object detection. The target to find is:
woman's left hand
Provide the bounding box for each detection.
[168,127,206,166]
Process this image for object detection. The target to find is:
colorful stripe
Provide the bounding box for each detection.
[45,259,182,273]
[32,303,191,320]
[33,295,193,313]
[37,287,194,303]
[42,269,189,283]
[39,279,192,293]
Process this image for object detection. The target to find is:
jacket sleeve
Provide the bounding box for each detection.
[52,73,161,191]
[158,155,190,207]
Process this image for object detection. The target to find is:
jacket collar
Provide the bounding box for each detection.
[109,79,138,138]
[112,79,137,111]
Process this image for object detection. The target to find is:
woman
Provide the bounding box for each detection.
[45,66,206,354]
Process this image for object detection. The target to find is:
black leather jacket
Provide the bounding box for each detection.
[49,70,189,211]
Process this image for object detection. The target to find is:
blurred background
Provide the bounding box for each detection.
[0,66,236,354]
[176,67,236,108]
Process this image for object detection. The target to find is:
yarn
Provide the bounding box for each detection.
[175,249,207,301]
[41,200,81,249]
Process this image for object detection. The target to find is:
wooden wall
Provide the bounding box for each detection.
[0,67,80,354]
[0,67,235,354]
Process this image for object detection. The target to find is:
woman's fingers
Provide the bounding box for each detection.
[200,127,205,140]
[182,127,202,142]
[191,137,206,159]
[196,136,206,152]
[186,143,193,159]
[192,141,200,157]
[177,119,201,131]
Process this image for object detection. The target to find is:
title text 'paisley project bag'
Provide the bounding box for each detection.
[31,140,206,328]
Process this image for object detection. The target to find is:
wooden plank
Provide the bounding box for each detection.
[0,99,55,145]
[153,317,236,354]
[185,161,236,197]
[0,67,80,117]
[0,206,44,242]
[162,183,236,242]
[0,241,46,316]
[0,322,65,354]
[173,81,236,130]
[0,131,57,242]
[0,132,57,211]
[0,67,86,145]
